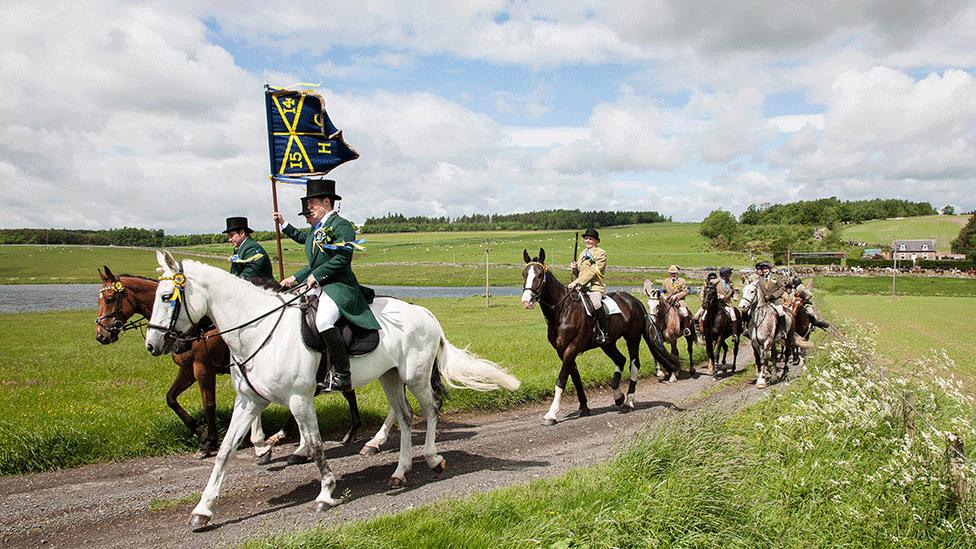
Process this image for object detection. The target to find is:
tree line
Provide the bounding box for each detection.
[738,197,935,226]
[700,197,938,255]
[0,227,277,247]
[361,209,670,233]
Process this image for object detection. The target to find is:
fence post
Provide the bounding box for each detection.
[902,391,915,439]
[947,434,967,505]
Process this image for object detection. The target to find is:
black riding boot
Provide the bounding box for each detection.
[811,314,830,329]
[594,306,609,345]
[317,327,351,393]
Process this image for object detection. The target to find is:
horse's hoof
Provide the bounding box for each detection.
[542,417,557,426]
[360,445,380,456]
[189,513,211,531]
[578,407,591,417]
[756,380,767,389]
[287,454,312,466]
[314,500,338,512]
[255,451,272,466]
[194,449,214,460]
[431,457,447,474]
[388,476,405,489]
[614,394,625,407]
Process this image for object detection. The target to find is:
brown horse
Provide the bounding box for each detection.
[643,283,696,380]
[785,295,812,366]
[521,249,678,425]
[95,266,363,460]
[699,282,741,377]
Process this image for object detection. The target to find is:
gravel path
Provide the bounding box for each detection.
[0,361,780,548]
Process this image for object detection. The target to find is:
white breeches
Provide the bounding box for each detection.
[312,287,341,331]
[587,291,603,310]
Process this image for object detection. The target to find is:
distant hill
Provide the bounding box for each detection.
[839,215,968,252]
[361,209,670,233]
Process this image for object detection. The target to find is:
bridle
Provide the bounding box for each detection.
[522,262,548,304]
[147,272,197,351]
[95,279,146,337]
[523,261,575,308]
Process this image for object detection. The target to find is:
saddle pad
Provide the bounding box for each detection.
[602,296,622,316]
[300,295,380,356]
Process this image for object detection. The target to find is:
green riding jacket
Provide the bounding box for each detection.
[292,213,380,330]
[230,237,273,281]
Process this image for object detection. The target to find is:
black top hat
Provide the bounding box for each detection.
[298,197,310,216]
[582,227,600,241]
[305,179,342,201]
[756,261,771,270]
[223,216,253,234]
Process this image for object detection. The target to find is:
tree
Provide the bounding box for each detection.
[700,210,738,242]
[951,212,976,260]
[942,204,956,215]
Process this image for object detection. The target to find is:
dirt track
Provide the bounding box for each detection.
[0,362,779,548]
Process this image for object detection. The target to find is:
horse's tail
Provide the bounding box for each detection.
[643,314,680,372]
[435,336,521,392]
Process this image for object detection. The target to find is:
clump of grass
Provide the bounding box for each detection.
[251,330,976,547]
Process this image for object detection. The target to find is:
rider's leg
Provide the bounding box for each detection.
[589,292,608,344]
[773,303,787,339]
[805,303,830,329]
[725,305,741,336]
[314,291,350,393]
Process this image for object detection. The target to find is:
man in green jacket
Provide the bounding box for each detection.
[224,217,273,281]
[280,179,379,393]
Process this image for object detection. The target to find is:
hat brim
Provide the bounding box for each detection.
[222,226,253,234]
[306,192,342,201]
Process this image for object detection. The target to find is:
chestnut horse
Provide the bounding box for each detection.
[644,284,696,380]
[95,266,363,460]
[521,249,678,425]
[698,281,741,377]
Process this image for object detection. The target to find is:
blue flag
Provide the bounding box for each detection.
[264,87,359,177]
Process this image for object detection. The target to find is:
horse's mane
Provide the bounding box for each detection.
[116,273,158,283]
[182,260,285,297]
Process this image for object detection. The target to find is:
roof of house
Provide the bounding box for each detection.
[891,239,936,251]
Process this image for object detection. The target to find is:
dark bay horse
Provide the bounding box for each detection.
[521,249,678,425]
[699,282,741,377]
[785,294,812,366]
[95,266,363,459]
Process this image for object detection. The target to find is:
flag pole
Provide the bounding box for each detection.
[271,177,285,280]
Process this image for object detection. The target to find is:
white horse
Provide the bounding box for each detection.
[145,251,520,529]
[738,282,787,388]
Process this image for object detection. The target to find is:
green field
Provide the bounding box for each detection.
[840,214,967,251]
[1,223,751,285]
[820,294,976,386]
[813,275,976,297]
[180,222,750,269]
[0,246,227,283]
[0,295,704,475]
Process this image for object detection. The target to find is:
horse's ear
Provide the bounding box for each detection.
[155,250,168,271]
[523,249,531,264]
[103,265,116,281]
[539,248,546,263]
[99,267,107,281]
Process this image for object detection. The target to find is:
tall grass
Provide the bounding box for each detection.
[251,331,976,547]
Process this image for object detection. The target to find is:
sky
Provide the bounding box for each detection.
[1,1,975,233]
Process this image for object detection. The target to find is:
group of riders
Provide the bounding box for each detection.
[222,179,376,395]
[561,228,830,345]
[221,180,829,392]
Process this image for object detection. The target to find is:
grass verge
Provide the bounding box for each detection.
[250,331,976,547]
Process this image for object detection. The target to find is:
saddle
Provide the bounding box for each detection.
[299,290,380,356]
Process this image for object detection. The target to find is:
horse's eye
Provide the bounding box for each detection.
[162,293,173,301]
